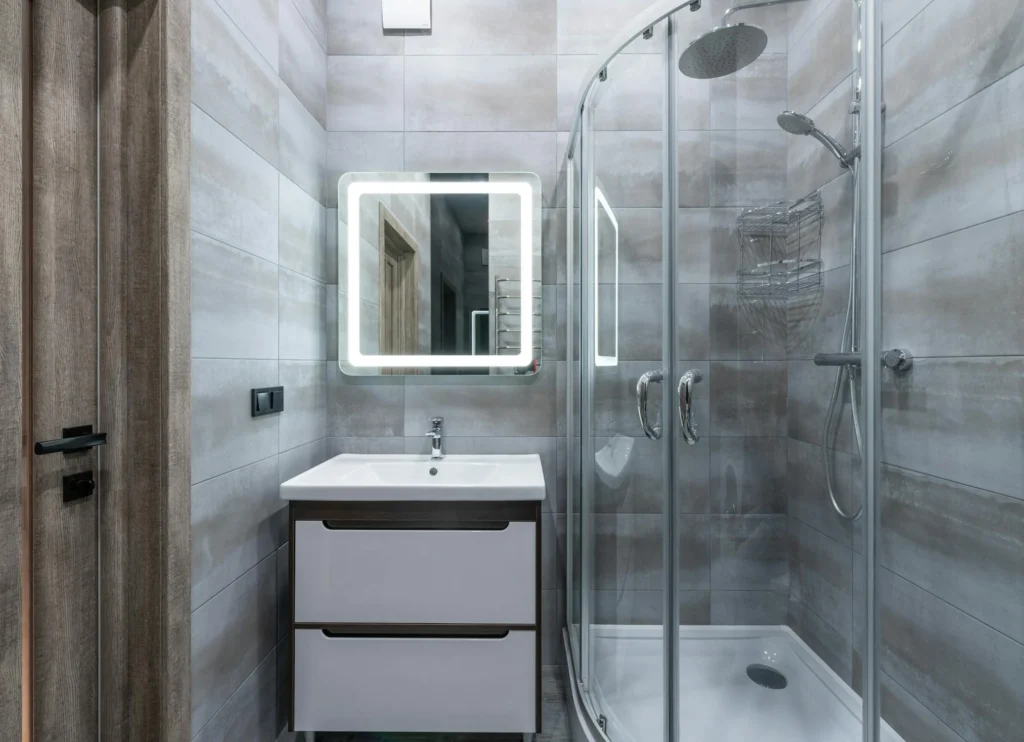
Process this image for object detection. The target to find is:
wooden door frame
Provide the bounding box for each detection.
[0,1,191,739]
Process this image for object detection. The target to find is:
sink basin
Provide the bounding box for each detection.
[280,454,546,502]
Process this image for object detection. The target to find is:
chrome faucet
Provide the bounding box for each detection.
[425,417,444,460]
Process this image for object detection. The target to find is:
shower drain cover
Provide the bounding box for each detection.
[747,664,788,690]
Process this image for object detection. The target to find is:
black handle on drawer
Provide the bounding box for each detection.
[320,626,514,640]
[321,519,512,531]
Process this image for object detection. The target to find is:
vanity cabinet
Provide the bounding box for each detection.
[287,500,541,735]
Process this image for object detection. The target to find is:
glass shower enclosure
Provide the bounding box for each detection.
[562,0,896,740]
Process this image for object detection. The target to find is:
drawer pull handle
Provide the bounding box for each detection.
[321,628,512,640]
[321,519,512,532]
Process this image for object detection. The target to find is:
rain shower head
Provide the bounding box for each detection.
[777,111,854,167]
[678,23,768,79]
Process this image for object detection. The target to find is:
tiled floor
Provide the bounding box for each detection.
[281,666,570,742]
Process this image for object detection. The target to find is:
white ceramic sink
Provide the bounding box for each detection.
[280,453,546,502]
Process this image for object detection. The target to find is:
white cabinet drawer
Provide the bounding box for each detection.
[293,520,536,624]
[293,628,537,733]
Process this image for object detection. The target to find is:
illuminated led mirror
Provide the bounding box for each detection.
[337,172,542,376]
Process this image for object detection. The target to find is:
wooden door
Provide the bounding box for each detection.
[30,1,100,738]
[0,1,192,739]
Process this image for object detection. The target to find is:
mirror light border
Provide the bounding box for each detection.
[345,179,534,369]
[594,186,619,367]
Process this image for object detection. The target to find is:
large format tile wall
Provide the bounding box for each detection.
[785,1,1024,741]
[580,0,794,628]
[189,0,328,739]
[324,0,571,671]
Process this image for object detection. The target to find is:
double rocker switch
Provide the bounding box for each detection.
[252,386,284,417]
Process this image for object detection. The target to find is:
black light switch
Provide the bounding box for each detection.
[251,386,284,417]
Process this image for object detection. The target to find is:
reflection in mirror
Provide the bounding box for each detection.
[595,186,618,367]
[337,172,542,377]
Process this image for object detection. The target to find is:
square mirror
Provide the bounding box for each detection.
[337,172,542,376]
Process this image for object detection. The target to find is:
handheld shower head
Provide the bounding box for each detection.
[777,111,853,167]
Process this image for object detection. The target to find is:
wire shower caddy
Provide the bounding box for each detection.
[735,190,823,299]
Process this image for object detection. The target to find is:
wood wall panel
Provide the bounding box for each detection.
[98,0,191,739]
[0,0,24,738]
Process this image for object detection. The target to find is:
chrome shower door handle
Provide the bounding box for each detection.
[678,369,703,445]
[636,369,665,440]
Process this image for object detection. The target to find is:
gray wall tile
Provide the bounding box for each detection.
[326,0,403,55]
[709,53,787,131]
[786,265,849,361]
[785,74,853,201]
[786,359,856,454]
[405,132,557,206]
[280,0,327,126]
[279,269,327,360]
[787,0,853,114]
[556,0,662,55]
[787,438,857,547]
[405,55,557,132]
[709,283,787,361]
[710,514,789,591]
[882,66,1024,252]
[787,593,854,684]
[881,569,1024,742]
[193,0,280,165]
[881,671,967,742]
[881,356,1024,500]
[406,0,557,55]
[711,590,787,625]
[279,360,327,449]
[290,0,326,51]
[191,556,278,736]
[882,0,1024,145]
[192,649,280,742]
[709,437,787,515]
[592,131,664,208]
[326,55,404,131]
[192,359,280,484]
[326,366,405,437]
[882,464,1024,644]
[214,0,280,70]
[790,519,852,638]
[403,368,558,437]
[679,514,712,590]
[593,514,663,591]
[881,0,935,42]
[192,106,280,263]
[557,54,668,132]
[192,232,279,360]
[191,456,283,610]
[710,129,787,208]
[279,176,326,281]
[710,360,788,437]
[326,436,406,456]
[279,437,328,483]
[279,82,327,205]
[882,211,1024,358]
[325,132,405,208]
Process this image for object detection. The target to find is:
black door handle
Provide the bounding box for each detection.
[34,425,107,455]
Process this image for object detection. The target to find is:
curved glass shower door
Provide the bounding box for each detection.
[567,15,673,742]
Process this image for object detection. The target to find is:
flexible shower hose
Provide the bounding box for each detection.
[821,158,864,521]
